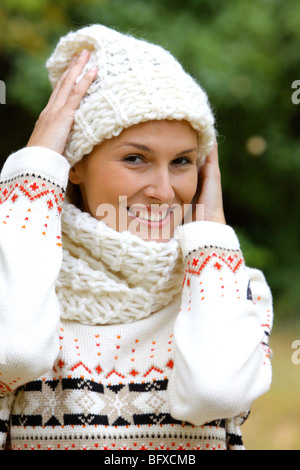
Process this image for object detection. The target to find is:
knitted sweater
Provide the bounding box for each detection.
[0,147,273,451]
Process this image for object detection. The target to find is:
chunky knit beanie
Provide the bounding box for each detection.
[46,24,216,167]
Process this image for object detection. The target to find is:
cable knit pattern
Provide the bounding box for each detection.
[46,24,216,167]
[56,202,184,325]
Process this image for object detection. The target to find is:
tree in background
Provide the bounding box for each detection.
[1,0,300,321]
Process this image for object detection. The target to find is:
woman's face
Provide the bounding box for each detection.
[69,120,198,242]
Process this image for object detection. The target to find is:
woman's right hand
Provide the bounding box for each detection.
[27,49,97,155]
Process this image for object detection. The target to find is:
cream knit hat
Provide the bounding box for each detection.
[46,24,216,167]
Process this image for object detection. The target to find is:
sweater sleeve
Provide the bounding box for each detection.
[168,221,273,426]
[0,392,15,449]
[0,147,70,396]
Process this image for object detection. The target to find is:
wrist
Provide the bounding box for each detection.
[176,220,240,256]
[1,146,70,189]
[204,214,226,225]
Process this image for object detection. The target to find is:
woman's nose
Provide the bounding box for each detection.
[143,169,175,203]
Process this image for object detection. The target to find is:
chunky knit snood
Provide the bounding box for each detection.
[56,202,184,325]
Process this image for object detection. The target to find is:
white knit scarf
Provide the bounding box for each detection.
[55,202,184,325]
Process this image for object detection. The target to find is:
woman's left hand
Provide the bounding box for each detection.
[193,139,226,225]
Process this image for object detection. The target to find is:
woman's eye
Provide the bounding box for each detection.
[123,154,144,164]
[172,157,192,166]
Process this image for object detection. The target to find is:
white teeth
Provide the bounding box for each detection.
[128,208,169,222]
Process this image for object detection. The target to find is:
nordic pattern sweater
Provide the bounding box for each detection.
[0,147,273,450]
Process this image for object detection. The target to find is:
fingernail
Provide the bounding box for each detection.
[89,66,98,75]
[80,49,88,57]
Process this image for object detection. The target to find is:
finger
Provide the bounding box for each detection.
[63,66,98,111]
[42,50,88,113]
[205,138,219,165]
[50,49,92,108]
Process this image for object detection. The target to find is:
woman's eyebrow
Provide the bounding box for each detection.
[118,142,155,153]
[175,148,197,157]
[118,142,197,157]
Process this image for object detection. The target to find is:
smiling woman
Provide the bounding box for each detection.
[69,120,198,242]
[0,24,273,451]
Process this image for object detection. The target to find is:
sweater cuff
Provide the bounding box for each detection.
[1,146,70,190]
[178,221,240,257]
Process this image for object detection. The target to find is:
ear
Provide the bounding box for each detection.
[68,161,84,185]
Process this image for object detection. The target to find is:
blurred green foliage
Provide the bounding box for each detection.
[0,0,300,321]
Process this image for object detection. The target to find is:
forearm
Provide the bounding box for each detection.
[168,221,273,425]
[0,147,70,394]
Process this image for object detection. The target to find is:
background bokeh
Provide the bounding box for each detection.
[0,0,299,450]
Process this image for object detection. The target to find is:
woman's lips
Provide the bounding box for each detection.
[127,205,173,228]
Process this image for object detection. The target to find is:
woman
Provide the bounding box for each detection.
[0,24,272,450]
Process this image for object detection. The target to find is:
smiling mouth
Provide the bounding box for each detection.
[127,206,172,223]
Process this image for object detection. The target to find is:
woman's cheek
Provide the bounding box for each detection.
[182,170,198,204]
